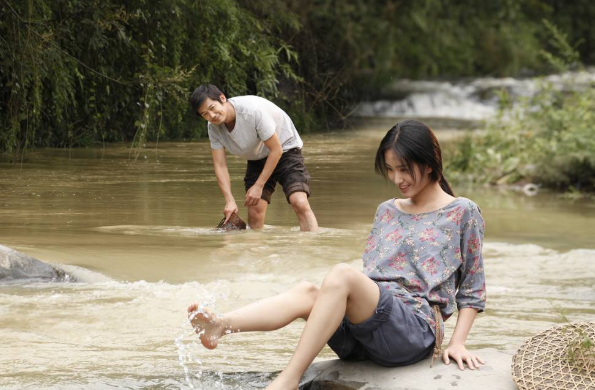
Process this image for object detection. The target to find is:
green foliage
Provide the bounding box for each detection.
[3,0,595,152]
[447,21,595,192]
[540,20,582,72]
[278,0,593,127]
[450,86,595,191]
[566,328,595,374]
[0,0,300,154]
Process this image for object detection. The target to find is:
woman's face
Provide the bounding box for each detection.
[383,150,432,198]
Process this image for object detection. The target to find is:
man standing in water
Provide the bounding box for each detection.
[190,84,318,231]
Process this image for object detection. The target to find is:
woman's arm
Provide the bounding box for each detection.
[442,307,484,370]
[445,201,487,370]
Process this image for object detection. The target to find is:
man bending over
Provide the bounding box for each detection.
[190,84,318,231]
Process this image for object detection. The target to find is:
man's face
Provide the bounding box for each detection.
[198,96,227,125]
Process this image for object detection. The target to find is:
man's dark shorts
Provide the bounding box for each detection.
[327,285,435,367]
[244,148,311,204]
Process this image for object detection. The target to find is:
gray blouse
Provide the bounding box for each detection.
[363,197,486,333]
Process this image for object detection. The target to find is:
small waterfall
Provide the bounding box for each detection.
[356,70,595,121]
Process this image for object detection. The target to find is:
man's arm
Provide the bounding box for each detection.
[211,148,238,222]
[245,132,283,206]
[442,307,485,370]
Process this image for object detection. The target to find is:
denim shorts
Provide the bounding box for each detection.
[244,148,311,204]
[327,285,435,367]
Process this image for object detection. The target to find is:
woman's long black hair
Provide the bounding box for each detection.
[374,119,454,196]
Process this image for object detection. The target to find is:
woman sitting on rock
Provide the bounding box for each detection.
[188,119,487,390]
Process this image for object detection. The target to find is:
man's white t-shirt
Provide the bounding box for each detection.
[207,96,303,161]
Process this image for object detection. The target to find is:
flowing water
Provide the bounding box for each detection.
[356,69,595,120]
[1,119,594,389]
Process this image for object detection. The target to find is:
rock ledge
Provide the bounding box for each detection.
[300,348,518,390]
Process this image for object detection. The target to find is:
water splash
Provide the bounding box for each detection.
[175,286,270,390]
[176,332,203,389]
[175,285,277,389]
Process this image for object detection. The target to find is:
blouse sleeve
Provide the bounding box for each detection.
[456,201,486,312]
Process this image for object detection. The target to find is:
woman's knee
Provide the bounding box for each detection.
[321,263,355,292]
[292,281,318,318]
[293,281,318,301]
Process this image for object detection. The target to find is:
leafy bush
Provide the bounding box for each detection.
[449,84,595,191]
[0,0,300,154]
[447,22,595,192]
[3,0,595,153]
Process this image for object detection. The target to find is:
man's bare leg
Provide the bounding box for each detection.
[288,192,318,232]
[247,199,267,229]
[266,264,379,390]
[188,281,318,349]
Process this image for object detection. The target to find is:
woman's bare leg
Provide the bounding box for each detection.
[266,264,380,390]
[188,281,318,349]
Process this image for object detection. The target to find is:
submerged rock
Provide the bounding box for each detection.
[299,349,517,390]
[0,244,74,283]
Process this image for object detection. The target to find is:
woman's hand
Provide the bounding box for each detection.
[442,342,485,370]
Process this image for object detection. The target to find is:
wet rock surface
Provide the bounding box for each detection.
[0,244,74,283]
[300,349,517,390]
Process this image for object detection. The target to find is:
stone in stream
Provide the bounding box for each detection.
[215,213,247,231]
[299,349,517,390]
[0,244,74,283]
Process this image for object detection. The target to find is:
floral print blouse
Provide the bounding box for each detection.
[363,197,486,334]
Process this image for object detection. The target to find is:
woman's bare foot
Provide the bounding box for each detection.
[187,304,226,349]
[265,372,299,390]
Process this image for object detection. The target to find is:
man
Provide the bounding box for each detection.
[190,84,318,231]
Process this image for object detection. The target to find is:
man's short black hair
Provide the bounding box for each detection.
[190,84,224,115]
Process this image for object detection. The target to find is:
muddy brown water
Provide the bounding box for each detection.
[1,122,594,389]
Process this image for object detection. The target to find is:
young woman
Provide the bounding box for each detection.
[188,120,486,390]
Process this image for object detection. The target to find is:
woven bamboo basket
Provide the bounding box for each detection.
[512,322,594,390]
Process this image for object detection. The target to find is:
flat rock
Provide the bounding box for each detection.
[300,348,517,390]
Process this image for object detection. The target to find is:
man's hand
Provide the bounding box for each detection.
[245,183,263,207]
[442,342,485,371]
[223,200,239,223]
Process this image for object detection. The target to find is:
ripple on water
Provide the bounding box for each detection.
[94,225,239,236]
[93,224,357,238]
[463,242,595,350]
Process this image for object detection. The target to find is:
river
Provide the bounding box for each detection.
[1,119,594,389]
